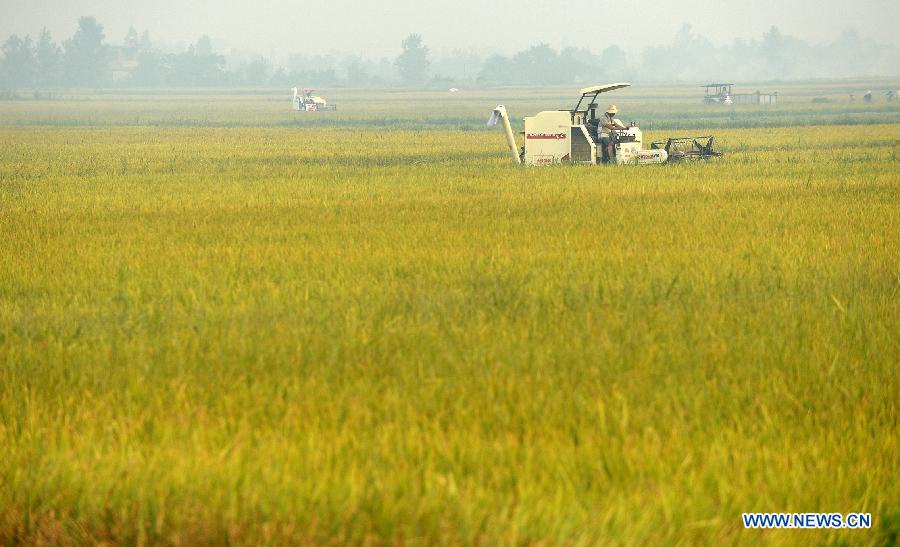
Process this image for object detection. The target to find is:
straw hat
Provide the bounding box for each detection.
[606,105,618,114]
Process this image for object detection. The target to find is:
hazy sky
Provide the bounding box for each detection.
[3,0,898,58]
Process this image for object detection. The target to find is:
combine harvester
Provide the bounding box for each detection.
[489,83,721,166]
[291,87,337,112]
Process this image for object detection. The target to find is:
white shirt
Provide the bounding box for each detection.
[600,116,626,137]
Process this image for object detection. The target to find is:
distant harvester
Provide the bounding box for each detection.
[291,87,337,112]
[703,83,778,105]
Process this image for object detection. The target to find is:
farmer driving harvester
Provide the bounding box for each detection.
[599,104,627,163]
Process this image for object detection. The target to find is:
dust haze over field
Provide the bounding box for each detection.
[2,0,900,82]
[4,0,899,56]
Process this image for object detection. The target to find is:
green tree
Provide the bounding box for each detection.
[131,50,165,86]
[344,56,370,86]
[512,44,563,84]
[395,34,429,85]
[168,37,224,86]
[477,54,515,84]
[63,16,108,86]
[760,26,798,77]
[431,49,481,82]
[241,58,270,85]
[600,45,628,78]
[124,26,139,49]
[34,28,61,86]
[194,35,213,57]
[139,30,152,51]
[1,35,35,87]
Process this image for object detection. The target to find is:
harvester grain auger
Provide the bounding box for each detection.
[488,83,722,166]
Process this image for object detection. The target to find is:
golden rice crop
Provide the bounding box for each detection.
[0,102,897,545]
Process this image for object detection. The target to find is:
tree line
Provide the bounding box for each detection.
[0,17,435,89]
[2,17,897,90]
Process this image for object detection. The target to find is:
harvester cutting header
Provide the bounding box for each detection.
[489,83,721,166]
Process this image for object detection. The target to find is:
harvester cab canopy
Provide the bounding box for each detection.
[704,83,734,97]
[573,83,631,115]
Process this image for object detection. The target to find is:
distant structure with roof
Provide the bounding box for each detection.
[703,83,778,105]
[109,45,140,82]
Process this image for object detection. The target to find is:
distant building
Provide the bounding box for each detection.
[109,45,139,82]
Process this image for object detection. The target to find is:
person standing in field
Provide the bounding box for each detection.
[599,104,627,163]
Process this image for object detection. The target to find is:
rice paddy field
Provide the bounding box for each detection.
[0,80,898,545]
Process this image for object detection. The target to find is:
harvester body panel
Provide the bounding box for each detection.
[523,111,573,165]
[609,128,666,164]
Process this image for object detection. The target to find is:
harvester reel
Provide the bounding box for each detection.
[650,136,722,161]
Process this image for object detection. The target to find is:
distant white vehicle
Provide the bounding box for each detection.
[449,88,459,92]
[291,87,337,112]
